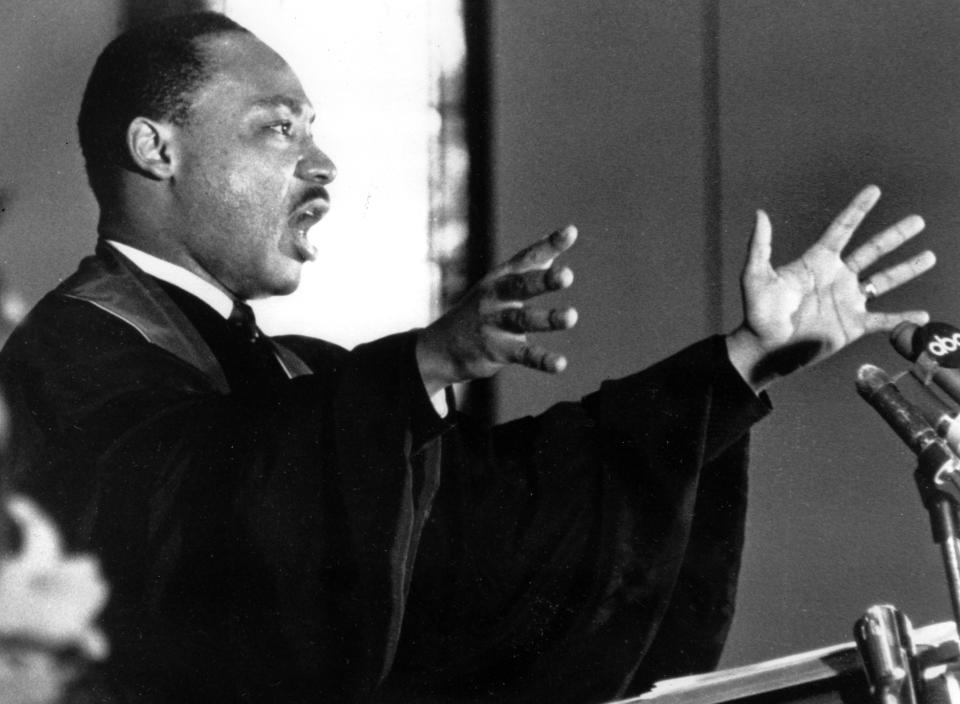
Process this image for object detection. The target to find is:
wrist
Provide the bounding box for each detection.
[415,327,456,397]
[725,325,779,394]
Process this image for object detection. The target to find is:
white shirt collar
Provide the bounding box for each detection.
[106,240,235,319]
[105,241,450,416]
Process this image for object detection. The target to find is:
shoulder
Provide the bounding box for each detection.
[0,291,211,394]
[4,292,150,357]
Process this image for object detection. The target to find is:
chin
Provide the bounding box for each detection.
[269,271,302,297]
[272,281,300,297]
[243,269,301,300]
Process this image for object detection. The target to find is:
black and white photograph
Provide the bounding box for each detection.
[1,1,960,702]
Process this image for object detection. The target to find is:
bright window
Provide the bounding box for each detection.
[217,0,468,349]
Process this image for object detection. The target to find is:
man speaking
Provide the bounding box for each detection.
[0,11,936,703]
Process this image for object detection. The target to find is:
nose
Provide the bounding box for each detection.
[295,145,337,184]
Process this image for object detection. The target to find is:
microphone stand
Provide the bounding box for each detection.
[914,442,960,629]
[856,364,960,704]
[856,363,960,629]
[852,443,960,704]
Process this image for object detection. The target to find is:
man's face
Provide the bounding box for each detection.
[168,32,336,300]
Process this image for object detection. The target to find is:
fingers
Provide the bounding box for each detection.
[844,214,925,274]
[502,225,578,272]
[484,304,578,374]
[744,210,773,276]
[505,340,568,374]
[422,225,579,386]
[494,265,574,301]
[861,250,936,298]
[5,495,62,565]
[820,184,882,253]
[488,306,578,334]
[489,225,576,302]
[864,310,931,336]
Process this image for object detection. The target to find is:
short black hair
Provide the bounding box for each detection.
[77,11,250,203]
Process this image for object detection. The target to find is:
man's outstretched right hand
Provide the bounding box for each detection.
[416,226,579,396]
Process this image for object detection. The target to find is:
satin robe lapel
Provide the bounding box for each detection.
[58,242,232,394]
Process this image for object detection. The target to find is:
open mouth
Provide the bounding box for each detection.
[290,200,329,229]
[289,200,329,262]
[287,190,330,261]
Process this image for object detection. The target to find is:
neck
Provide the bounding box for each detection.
[97,208,233,300]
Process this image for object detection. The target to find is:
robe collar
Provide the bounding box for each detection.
[56,241,312,393]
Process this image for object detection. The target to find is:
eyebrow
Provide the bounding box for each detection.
[250,95,312,116]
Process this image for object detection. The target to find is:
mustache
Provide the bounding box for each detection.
[290,186,330,212]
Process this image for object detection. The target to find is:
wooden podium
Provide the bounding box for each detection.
[609,621,959,704]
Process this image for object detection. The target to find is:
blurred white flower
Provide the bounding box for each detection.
[0,495,110,704]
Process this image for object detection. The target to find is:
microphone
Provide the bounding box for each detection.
[890,322,960,454]
[856,364,948,456]
[890,322,960,405]
[909,385,960,456]
[854,605,917,704]
[857,364,960,516]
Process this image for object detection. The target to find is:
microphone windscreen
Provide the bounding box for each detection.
[890,321,921,361]
[855,363,941,453]
[856,363,892,398]
[888,322,960,406]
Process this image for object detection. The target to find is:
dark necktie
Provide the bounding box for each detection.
[227,300,288,387]
[228,300,264,344]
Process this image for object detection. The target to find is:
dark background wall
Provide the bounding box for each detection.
[490,0,960,668]
[717,0,960,665]
[4,0,960,675]
[0,1,117,307]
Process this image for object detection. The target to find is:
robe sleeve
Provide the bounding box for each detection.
[379,335,770,703]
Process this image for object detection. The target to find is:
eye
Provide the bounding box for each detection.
[268,120,294,137]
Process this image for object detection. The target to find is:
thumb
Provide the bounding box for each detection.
[6,495,63,565]
[745,209,773,277]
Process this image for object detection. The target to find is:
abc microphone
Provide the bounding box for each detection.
[890,322,960,406]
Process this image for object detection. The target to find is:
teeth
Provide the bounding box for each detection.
[296,207,325,224]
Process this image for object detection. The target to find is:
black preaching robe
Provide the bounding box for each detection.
[0,242,769,703]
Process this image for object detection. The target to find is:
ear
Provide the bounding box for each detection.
[126,117,177,180]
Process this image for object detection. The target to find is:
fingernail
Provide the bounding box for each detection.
[552,226,577,246]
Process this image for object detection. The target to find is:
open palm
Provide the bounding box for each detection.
[733,185,935,388]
